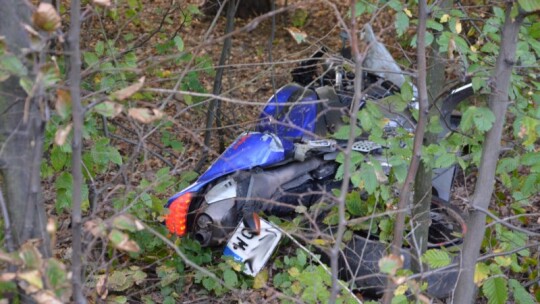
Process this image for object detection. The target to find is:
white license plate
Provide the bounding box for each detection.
[223,218,282,276]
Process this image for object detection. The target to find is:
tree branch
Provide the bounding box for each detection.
[329,1,364,302]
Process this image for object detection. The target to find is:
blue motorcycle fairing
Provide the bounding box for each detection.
[166,132,294,207]
[257,83,319,139]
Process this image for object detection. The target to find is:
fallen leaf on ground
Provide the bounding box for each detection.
[128,107,164,124]
[111,76,145,101]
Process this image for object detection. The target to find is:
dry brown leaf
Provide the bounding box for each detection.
[56,89,71,119]
[96,275,108,299]
[92,0,112,7]
[18,270,43,289]
[455,20,462,34]
[0,273,16,282]
[128,107,164,124]
[33,290,63,304]
[0,250,22,265]
[285,27,307,44]
[32,3,61,32]
[108,229,140,253]
[116,238,141,253]
[84,220,107,238]
[111,76,145,101]
[94,101,124,118]
[54,124,72,146]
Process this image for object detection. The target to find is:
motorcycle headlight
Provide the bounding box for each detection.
[165,192,193,237]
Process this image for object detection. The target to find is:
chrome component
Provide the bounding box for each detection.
[196,214,212,229]
[294,139,337,161]
[335,67,343,89]
[352,140,382,153]
[205,178,237,204]
[383,119,400,134]
[451,83,473,94]
[408,101,419,111]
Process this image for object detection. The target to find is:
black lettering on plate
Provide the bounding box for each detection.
[232,237,249,251]
[241,228,255,240]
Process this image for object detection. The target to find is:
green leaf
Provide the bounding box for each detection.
[360,163,378,194]
[333,125,356,140]
[391,294,408,304]
[530,22,540,39]
[45,258,68,291]
[378,254,403,275]
[422,249,451,269]
[518,0,540,12]
[509,279,535,304]
[434,153,456,168]
[0,54,28,77]
[127,0,139,9]
[496,157,520,174]
[93,101,123,118]
[400,81,413,102]
[472,76,485,92]
[83,52,99,67]
[112,214,143,232]
[173,36,184,52]
[395,11,409,36]
[475,262,491,285]
[483,277,508,304]
[223,269,238,287]
[522,152,540,166]
[95,41,105,56]
[427,19,444,31]
[19,77,33,95]
[473,107,496,132]
[350,2,366,16]
[345,191,365,216]
[253,269,268,289]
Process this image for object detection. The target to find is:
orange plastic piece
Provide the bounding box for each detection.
[165,193,192,237]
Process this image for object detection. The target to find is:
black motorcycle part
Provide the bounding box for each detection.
[340,235,459,299]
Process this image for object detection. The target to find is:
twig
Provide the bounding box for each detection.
[470,205,540,237]
[67,0,86,302]
[0,189,15,253]
[329,2,365,302]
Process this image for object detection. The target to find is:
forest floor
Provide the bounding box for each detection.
[41,0,539,303]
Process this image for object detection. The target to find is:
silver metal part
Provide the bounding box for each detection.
[205,178,237,204]
[352,140,382,153]
[294,139,337,161]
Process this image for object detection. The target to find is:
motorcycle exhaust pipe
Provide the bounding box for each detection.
[194,230,212,246]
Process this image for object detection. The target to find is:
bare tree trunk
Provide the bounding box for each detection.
[410,11,450,269]
[67,0,86,302]
[202,0,271,19]
[452,5,524,303]
[0,0,51,255]
[382,0,428,301]
[197,0,238,171]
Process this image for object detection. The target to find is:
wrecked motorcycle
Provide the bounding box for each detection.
[164,27,473,297]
